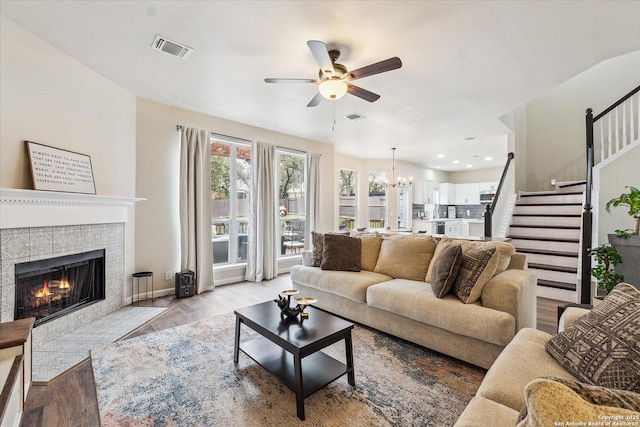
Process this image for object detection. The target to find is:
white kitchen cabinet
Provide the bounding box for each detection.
[479,182,498,192]
[445,221,459,237]
[423,180,433,204]
[439,183,456,205]
[454,183,480,205]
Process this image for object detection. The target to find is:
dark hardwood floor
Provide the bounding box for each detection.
[20,275,567,427]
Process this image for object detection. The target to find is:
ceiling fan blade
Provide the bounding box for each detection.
[347,84,381,103]
[265,78,318,83]
[348,57,402,81]
[307,92,323,107]
[307,40,334,76]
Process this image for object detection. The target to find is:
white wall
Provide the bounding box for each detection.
[0,15,137,293]
[447,167,503,184]
[595,144,640,246]
[516,51,640,191]
[135,98,334,291]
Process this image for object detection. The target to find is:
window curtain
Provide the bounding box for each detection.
[305,152,321,248]
[179,127,214,293]
[245,141,278,282]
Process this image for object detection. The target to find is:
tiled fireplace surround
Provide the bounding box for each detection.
[0,189,141,346]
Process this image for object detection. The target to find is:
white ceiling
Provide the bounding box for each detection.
[1,1,639,171]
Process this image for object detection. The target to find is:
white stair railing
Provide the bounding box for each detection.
[596,88,640,164]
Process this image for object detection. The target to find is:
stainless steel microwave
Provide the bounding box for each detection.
[480,190,495,204]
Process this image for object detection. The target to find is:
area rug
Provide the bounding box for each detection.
[91,314,485,426]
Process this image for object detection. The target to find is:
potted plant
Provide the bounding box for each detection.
[588,244,624,303]
[605,185,640,288]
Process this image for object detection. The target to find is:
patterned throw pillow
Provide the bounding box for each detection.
[430,244,462,298]
[545,283,640,392]
[311,231,324,267]
[320,234,361,272]
[516,377,640,427]
[452,245,498,303]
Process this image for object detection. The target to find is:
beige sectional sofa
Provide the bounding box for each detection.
[290,232,538,369]
[457,283,640,425]
[454,308,589,425]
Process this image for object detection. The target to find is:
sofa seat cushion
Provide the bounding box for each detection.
[290,265,392,303]
[366,279,516,346]
[476,328,578,411]
[454,396,519,427]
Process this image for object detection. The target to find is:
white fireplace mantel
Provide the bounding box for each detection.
[0,188,145,229]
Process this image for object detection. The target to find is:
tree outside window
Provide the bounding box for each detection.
[339,169,357,231]
[368,172,386,229]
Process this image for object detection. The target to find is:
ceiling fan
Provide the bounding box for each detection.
[265,40,402,107]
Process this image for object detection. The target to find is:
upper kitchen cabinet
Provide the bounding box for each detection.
[454,183,480,205]
[422,180,433,204]
[413,180,433,204]
[439,183,456,205]
[479,182,498,192]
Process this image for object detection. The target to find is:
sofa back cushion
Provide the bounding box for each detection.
[350,231,383,271]
[373,234,436,281]
[320,233,361,272]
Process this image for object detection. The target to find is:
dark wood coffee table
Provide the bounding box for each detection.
[234,300,355,420]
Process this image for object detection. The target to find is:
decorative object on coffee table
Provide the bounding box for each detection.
[274,290,316,319]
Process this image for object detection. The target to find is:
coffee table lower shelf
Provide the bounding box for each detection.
[240,336,350,399]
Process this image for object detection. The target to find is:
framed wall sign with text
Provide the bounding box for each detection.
[25,141,96,194]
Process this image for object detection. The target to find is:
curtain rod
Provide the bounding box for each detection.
[176,124,309,155]
[176,125,252,144]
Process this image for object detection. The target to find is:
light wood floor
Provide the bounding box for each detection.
[20,275,566,427]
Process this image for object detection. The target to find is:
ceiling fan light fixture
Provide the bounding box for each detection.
[319,79,348,100]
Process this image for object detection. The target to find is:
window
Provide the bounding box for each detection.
[338,169,357,231]
[278,151,306,257]
[368,172,386,229]
[210,138,251,265]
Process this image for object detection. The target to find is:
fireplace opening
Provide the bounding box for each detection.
[15,249,105,327]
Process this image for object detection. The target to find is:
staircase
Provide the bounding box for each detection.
[508,182,585,302]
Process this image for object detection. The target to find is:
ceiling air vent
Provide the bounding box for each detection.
[151,35,193,59]
[344,113,366,121]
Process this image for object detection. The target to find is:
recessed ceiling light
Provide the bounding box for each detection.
[437,154,445,159]
[464,136,480,142]
[452,160,460,164]
[436,166,441,169]
[484,156,492,161]
[466,164,473,168]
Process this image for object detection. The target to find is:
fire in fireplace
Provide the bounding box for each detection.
[15,249,105,326]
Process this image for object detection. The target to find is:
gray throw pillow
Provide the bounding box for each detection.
[545,283,640,392]
[430,244,462,298]
[320,234,361,272]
